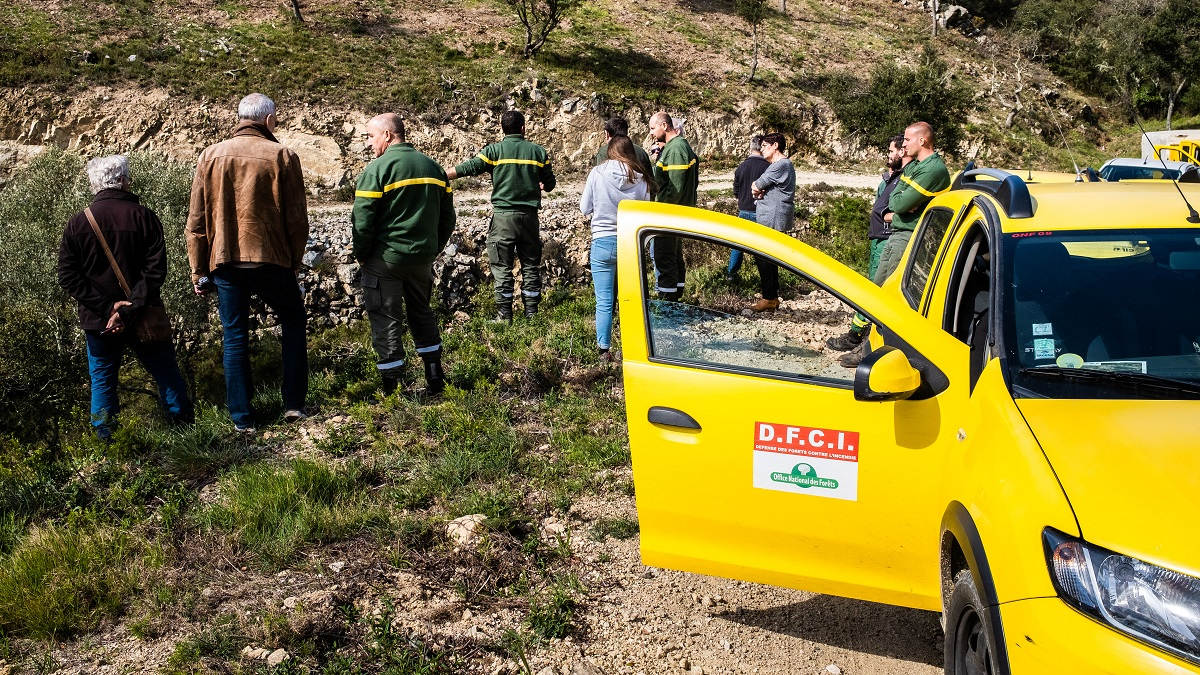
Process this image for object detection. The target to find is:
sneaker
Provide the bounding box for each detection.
[750,298,779,312]
[283,409,306,423]
[826,329,866,352]
[234,424,257,434]
[599,348,613,363]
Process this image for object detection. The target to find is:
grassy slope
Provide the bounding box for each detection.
[2,0,1161,172]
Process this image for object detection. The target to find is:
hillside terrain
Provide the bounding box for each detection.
[0,0,1154,192]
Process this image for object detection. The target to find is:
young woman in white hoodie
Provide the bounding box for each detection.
[579,136,653,360]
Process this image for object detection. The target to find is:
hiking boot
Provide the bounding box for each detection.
[838,341,870,368]
[750,298,779,312]
[826,328,866,352]
[283,409,306,423]
[491,302,513,324]
[423,355,446,396]
[234,424,257,435]
[658,289,680,303]
[523,297,539,318]
[380,372,403,395]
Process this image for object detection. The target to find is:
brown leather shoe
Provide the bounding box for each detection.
[750,298,780,312]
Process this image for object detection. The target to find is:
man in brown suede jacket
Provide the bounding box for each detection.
[186,92,309,432]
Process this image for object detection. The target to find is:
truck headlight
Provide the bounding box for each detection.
[1044,527,1200,665]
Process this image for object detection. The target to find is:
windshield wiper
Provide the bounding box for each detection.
[1018,366,1200,398]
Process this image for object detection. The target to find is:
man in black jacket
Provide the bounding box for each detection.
[726,135,769,282]
[58,155,192,440]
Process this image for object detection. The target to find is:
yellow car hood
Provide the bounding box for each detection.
[1017,399,1200,575]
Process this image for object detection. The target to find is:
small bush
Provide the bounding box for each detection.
[802,195,872,275]
[825,45,972,154]
[0,524,150,637]
[526,576,582,640]
[589,516,639,541]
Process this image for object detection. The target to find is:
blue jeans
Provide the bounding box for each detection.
[727,210,757,273]
[86,331,192,439]
[212,265,308,427]
[590,236,618,349]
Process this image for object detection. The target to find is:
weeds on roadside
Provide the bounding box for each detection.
[589,517,639,541]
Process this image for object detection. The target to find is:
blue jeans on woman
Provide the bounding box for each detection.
[726,210,757,274]
[85,331,193,440]
[590,236,618,350]
[212,264,308,428]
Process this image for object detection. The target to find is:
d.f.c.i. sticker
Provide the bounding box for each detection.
[753,422,859,501]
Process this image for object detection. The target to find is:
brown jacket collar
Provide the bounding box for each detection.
[232,119,279,144]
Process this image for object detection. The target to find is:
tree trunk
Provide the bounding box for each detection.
[781,0,786,12]
[1166,78,1187,131]
[289,0,303,22]
[931,0,938,37]
[749,23,759,82]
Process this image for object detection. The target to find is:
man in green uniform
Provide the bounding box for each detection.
[352,113,455,395]
[447,110,557,321]
[593,116,652,178]
[649,111,699,301]
[876,121,950,285]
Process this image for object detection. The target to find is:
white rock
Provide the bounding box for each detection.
[283,596,299,609]
[328,561,346,573]
[267,648,289,667]
[447,513,488,547]
[825,665,842,675]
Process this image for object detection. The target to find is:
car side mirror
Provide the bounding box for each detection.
[853,346,922,402]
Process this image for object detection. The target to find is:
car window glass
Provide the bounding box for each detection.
[640,232,865,385]
[903,208,955,309]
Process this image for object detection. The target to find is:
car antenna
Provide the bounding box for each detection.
[1038,88,1083,181]
[1133,114,1200,224]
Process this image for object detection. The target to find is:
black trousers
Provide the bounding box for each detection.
[361,257,441,377]
[755,255,779,300]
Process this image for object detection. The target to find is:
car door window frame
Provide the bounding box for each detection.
[902,207,958,311]
[636,229,949,399]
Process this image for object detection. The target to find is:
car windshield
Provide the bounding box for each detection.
[1099,164,1181,181]
[1002,229,1200,399]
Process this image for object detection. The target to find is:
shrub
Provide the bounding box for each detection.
[825,45,972,154]
[803,195,872,275]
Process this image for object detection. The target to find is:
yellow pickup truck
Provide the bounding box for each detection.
[617,170,1200,674]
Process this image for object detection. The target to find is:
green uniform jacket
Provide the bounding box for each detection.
[352,143,455,266]
[653,135,700,206]
[454,134,556,211]
[593,141,653,177]
[887,152,951,232]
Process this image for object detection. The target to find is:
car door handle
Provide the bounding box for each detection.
[648,406,701,430]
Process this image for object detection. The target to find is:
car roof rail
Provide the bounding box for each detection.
[951,168,1034,219]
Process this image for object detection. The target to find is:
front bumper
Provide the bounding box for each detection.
[1001,596,1200,674]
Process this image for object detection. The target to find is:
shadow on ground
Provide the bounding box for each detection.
[717,594,944,666]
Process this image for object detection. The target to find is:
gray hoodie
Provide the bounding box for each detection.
[580,159,650,239]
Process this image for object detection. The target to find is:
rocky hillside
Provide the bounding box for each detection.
[0,0,1112,192]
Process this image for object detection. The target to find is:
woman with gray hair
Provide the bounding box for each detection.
[58,155,192,440]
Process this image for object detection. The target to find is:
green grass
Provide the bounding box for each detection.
[0,524,153,638]
[589,516,639,541]
[198,458,390,568]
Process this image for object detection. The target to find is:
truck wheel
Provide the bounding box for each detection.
[944,569,1002,675]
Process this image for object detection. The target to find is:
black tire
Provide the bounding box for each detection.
[944,568,1004,675]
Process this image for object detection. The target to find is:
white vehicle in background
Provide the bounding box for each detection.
[1098,157,1199,182]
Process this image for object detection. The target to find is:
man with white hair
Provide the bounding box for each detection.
[187,92,309,432]
[58,155,193,440]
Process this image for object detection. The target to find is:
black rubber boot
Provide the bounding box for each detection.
[380,371,403,395]
[491,302,513,324]
[523,297,539,318]
[423,355,445,396]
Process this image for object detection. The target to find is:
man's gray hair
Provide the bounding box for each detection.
[749,135,763,152]
[238,93,276,122]
[86,155,130,194]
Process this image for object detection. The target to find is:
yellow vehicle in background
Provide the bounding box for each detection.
[1156,139,1200,165]
[617,171,1200,674]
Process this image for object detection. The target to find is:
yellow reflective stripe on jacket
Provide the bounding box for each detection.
[356,177,450,199]
[476,154,546,168]
[900,174,948,198]
[656,158,697,171]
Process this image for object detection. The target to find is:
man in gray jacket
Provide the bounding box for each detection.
[749,132,796,312]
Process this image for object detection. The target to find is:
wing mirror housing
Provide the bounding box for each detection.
[853,346,922,401]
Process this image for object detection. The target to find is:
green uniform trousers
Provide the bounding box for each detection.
[851,237,892,331]
[873,230,912,285]
[360,257,441,377]
[487,210,542,304]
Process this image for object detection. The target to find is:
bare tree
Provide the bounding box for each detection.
[737,0,768,82]
[288,0,303,22]
[507,0,585,58]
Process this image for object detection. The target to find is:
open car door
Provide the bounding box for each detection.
[617,201,968,610]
